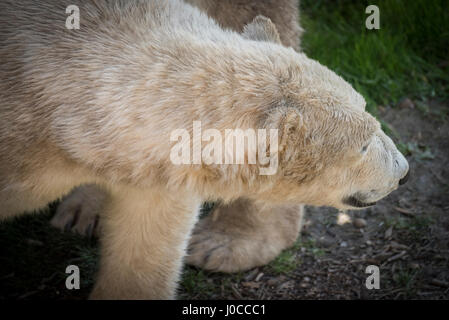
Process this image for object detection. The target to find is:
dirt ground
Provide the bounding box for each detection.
[0,100,448,300]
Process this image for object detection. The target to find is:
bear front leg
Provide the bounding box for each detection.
[186,198,304,273]
[90,186,200,300]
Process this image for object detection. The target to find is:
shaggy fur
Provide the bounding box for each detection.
[52,0,305,274]
[186,0,303,50]
[0,0,408,299]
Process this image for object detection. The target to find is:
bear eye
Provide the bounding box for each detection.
[361,144,369,153]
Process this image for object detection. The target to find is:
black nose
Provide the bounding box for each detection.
[399,170,410,185]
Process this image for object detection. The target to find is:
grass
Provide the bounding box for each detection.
[391,268,419,298]
[385,215,433,230]
[181,268,215,296]
[396,141,435,161]
[300,0,449,114]
[267,246,301,275]
[180,267,247,299]
[0,208,97,299]
[266,239,326,275]
[384,215,434,242]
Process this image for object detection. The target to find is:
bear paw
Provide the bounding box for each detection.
[186,214,283,273]
[50,184,106,237]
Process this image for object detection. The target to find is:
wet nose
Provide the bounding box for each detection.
[399,170,410,185]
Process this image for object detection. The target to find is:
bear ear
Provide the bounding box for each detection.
[242,15,282,44]
[262,107,306,153]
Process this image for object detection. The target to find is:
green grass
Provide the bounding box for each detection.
[266,239,327,275]
[180,267,246,299]
[267,248,301,275]
[392,268,419,298]
[385,215,433,230]
[300,0,449,114]
[181,268,215,295]
[384,215,434,242]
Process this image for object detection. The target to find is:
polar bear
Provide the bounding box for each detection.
[185,0,303,50]
[52,0,306,274]
[0,0,409,299]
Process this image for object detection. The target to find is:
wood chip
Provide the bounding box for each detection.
[241,281,260,289]
[387,250,407,262]
[372,252,393,263]
[267,275,286,286]
[390,241,410,250]
[353,218,367,229]
[26,239,44,246]
[385,226,393,239]
[231,284,243,299]
[394,206,415,217]
[244,268,259,281]
[430,279,449,288]
[278,280,295,291]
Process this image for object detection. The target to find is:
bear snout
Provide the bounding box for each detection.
[399,170,410,185]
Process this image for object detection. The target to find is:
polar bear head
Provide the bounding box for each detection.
[260,86,410,209]
[238,16,410,209]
